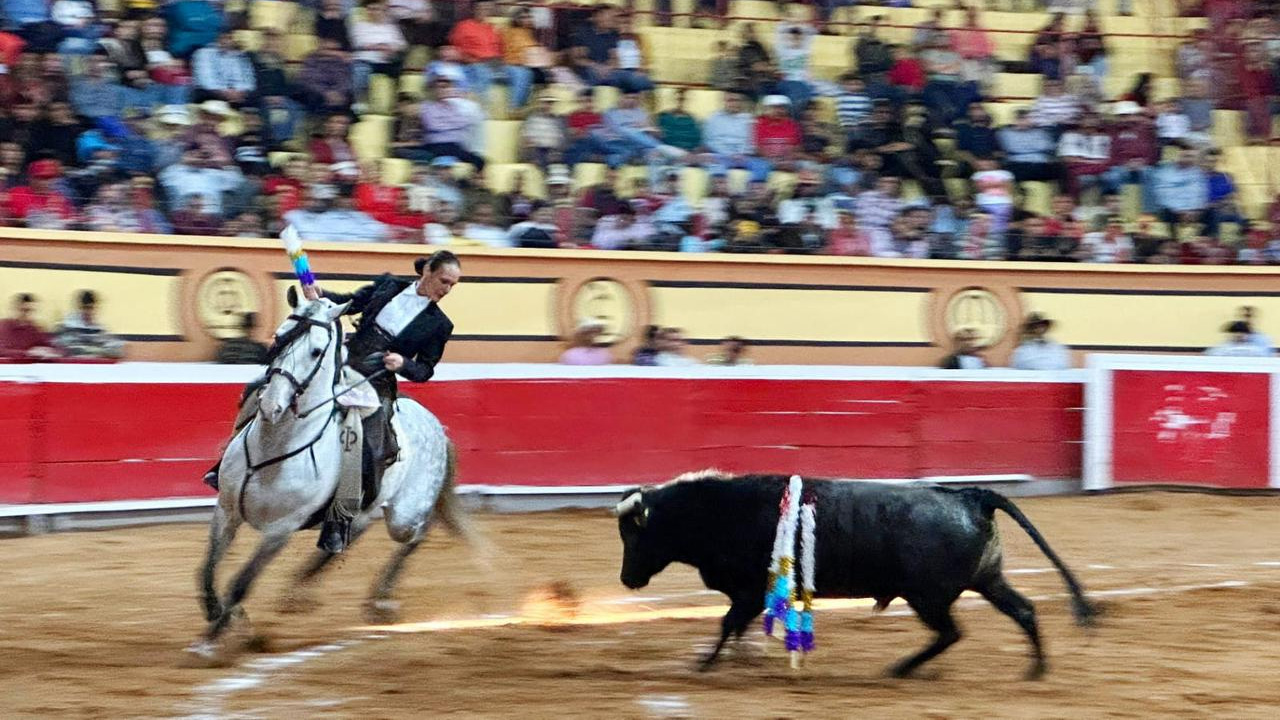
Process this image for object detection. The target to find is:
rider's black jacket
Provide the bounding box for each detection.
[323,274,453,399]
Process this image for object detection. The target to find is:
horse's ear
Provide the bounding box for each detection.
[286,285,299,309]
[328,300,351,319]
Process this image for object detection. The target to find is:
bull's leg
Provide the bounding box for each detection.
[978,577,1045,680]
[700,596,763,671]
[890,597,962,678]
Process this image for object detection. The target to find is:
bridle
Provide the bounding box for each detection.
[262,313,344,414]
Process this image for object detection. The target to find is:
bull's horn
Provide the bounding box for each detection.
[612,492,643,517]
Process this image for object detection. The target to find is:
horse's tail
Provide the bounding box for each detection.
[433,441,492,566]
[433,440,468,538]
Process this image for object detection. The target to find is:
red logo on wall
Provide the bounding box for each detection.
[1110,370,1271,488]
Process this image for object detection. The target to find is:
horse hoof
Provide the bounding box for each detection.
[181,640,231,668]
[363,598,401,625]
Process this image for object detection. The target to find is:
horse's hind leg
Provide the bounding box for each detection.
[205,531,291,642]
[198,504,241,623]
[278,518,372,614]
[364,521,426,624]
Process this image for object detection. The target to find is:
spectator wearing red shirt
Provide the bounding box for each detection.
[1239,42,1274,142]
[380,192,431,242]
[262,156,307,216]
[565,89,604,165]
[754,95,802,163]
[7,160,75,228]
[448,0,534,113]
[887,44,927,93]
[1102,101,1158,195]
[354,163,404,223]
[308,113,355,166]
[0,292,59,360]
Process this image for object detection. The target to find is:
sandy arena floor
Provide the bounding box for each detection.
[4,493,1280,719]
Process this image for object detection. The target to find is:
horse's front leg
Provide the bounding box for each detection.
[197,503,242,623]
[205,531,292,642]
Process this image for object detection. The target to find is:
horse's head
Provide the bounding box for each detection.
[259,287,349,424]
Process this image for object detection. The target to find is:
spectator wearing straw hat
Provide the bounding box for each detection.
[1010,312,1071,370]
[939,328,987,370]
[559,319,613,365]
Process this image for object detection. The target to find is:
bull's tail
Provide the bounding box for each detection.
[973,488,1099,627]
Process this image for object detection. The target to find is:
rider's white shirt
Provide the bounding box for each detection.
[376,284,432,336]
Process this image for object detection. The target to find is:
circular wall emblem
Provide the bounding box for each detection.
[196,269,260,339]
[570,278,633,345]
[944,288,1007,347]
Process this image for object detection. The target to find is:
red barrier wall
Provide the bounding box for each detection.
[0,367,1084,504]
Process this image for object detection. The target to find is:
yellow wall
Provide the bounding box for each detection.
[4,228,1280,366]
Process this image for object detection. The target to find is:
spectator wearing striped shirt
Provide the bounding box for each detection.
[1029,78,1081,134]
[854,175,904,236]
[833,74,873,134]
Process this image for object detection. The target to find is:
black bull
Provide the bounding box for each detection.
[614,474,1098,677]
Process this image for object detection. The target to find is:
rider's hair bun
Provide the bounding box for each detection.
[414,251,461,276]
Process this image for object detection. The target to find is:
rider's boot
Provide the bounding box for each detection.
[318,517,350,554]
[203,462,221,491]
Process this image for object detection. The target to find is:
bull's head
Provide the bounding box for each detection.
[613,489,670,590]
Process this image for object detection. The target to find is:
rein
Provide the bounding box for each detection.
[261,313,344,413]
[238,311,347,491]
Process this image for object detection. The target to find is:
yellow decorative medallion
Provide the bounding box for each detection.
[944,288,1007,347]
[570,278,633,345]
[196,270,260,339]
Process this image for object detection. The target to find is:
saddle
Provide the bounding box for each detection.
[328,367,399,526]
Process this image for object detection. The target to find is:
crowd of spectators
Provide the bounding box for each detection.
[0,290,124,360]
[0,1,1274,263]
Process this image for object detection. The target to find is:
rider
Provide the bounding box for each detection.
[204,250,460,554]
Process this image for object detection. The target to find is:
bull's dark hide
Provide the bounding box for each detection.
[615,473,1097,677]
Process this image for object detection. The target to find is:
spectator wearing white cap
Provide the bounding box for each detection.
[754,95,802,166]
[1102,100,1158,197]
[559,319,613,366]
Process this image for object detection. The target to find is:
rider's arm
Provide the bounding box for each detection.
[320,274,391,315]
[400,323,452,383]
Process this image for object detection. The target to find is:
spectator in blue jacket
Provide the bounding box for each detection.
[163,0,223,59]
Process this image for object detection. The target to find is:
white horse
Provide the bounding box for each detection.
[191,294,471,658]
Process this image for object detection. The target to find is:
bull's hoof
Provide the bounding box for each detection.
[364,598,401,625]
